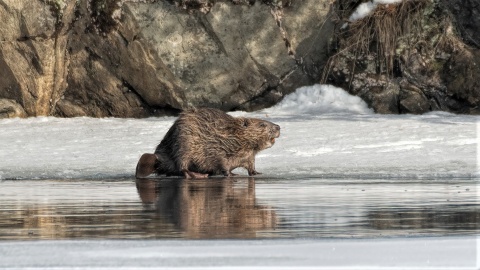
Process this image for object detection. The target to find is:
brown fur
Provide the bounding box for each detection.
[136,108,280,178]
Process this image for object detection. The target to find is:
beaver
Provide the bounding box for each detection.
[136,108,280,179]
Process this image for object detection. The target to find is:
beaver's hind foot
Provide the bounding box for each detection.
[183,170,209,179]
[248,170,262,176]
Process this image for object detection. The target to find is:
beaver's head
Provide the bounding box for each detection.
[242,118,281,150]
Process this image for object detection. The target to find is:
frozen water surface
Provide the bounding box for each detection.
[0,177,478,268]
[0,110,477,180]
[0,85,478,268]
[0,178,478,240]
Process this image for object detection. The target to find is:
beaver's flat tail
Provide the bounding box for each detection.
[135,153,158,178]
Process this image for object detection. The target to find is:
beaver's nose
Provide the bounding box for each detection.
[274,124,280,131]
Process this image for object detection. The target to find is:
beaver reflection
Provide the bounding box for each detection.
[136,178,277,238]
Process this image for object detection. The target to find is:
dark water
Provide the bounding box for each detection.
[0,177,478,240]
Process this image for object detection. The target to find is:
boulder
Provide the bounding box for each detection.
[0,98,27,118]
[442,49,480,113]
[398,80,430,114]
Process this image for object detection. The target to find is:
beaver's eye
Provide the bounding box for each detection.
[259,122,266,128]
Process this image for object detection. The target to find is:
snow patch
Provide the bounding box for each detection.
[349,0,403,21]
[264,84,373,115]
[349,1,377,21]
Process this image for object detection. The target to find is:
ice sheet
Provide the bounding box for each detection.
[0,84,478,180]
[0,237,477,269]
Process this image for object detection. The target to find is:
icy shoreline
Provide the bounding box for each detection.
[1,83,478,269]
[0,85,478,180]
[0,113,477,180]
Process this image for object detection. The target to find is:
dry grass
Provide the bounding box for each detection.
[322,0,429,83]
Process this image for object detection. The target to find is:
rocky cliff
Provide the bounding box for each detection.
[323,0,480,114]
[0,0,332,117]
[0,0,478,118]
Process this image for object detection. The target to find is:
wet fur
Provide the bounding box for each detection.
[142,108,280,178]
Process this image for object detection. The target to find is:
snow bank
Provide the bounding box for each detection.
[264,84,373,115]
[349,0,403,21]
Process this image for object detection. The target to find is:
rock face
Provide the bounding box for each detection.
[0,0,333,118]
[0,0,72,117]
[323,0,480,114]
[441,0,480,49]
[0,0,479,118]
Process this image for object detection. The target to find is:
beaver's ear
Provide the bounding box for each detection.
[243,118,251,127]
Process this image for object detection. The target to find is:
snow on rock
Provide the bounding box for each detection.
[349,1,378,21]
[349,0,403,21]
